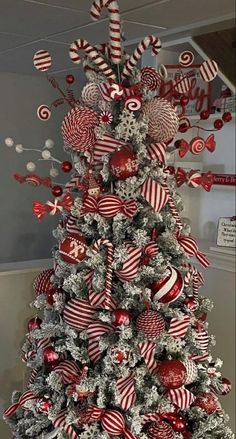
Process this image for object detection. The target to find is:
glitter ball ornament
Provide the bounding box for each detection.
[136,310,165,340]
[214,119,224,130]
[194,392,220,414]
[147,421,174,439]
[45,139,54,149]
[27,317,42,332]
[141,66,162,90]
[5,137,14,147]
[222,111,232,123]
[157,359,187,389]
[43,347,59,368]
[15,144,24,153]
[109,147,138,180]
[61,106,99,152]
[50,168,59,178]
[200,110,210,120]
[61,161,72,173]
[52,185,63,197]
[26,162,36,172]
[162,413,187,433]
[41,149,51,160]
[111,309,132,326]
[143,98,179,142]
[59,234,87,264]
[150,267,184,304]
[183,359,198,385]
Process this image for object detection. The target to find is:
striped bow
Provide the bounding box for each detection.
[4,391,38,417]
[168,315,191,338]
[91,133,127,164]
[139,341,159,374]
[81,405,137,439]
[147,142,167,165]
[115,242,142,282]
[81,195,138,219]
[140,177,169,212]
[53,409,79,439]
[177,233,210,268]
[117,372,136,411]
[166,388,196,410]
[87,321,115,362]
[32,193,74,221]
[64,298,96,331]
[53,360,82,384]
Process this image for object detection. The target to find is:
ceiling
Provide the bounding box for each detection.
[0,0,235,75]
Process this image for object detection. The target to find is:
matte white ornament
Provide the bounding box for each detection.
[45,139,55,149]
[26,161,36,172]
[5,137,14,147]
[42,149,51,159]
[15,144,24,153]
[50,167,59,177]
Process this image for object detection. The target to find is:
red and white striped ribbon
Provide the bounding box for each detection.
[139,341,159,374]
[143,241,159,257]
[115,242,142,282]
[117,372,136,411]
[81,195,138,219]
[64,176,82,192]
[162,182,183,230]
[87,321,114,362]
[66,215,81,236]
[53,410,79,439]
[147,142,167,165]
[195,329,209,352]
[53,360,82,384]
[122,35,161,78]
[168,315,191,338]
[140,177,169,212]
[98,82,112,101]
[177,234,210,268]
[91,0,122,64]
[190,353,210,363]
[184,263,204,298]
[63,298,96,330]
[28,368,39,386]
[92,133,126,164]
[37,337,51,351]
[167,388,195,410]
[4,391,37,417]
[69,39,116,80]
[142,412,161,424]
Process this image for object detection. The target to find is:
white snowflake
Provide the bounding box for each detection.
[115,109,140,142]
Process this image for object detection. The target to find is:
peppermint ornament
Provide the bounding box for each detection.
[200,59,218,82]
[150,266,184,304]
[33,49,52,72]
[124,96,142,111]
[147,421,175,439]
[99,111,113,124]
[59,234,87,264]
[190,137,205,155]
[81,83,100,107]
[109,83,124,100]
[143,98,179,142]
[141,66,162,90]
[136,310,165,340]
[110,147,138,180]
[157,359,187,389]
[61,106,99,152]
[37,105,51,121]
[212,377,232,396]
[179,50,195,67]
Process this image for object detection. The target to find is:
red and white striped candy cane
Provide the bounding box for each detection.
[91,0,122,64]
[162,182,183,230]
[122,35,162,79]
[90,239,115,310]
[69,39,116,81]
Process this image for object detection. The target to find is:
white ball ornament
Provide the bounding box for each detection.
[15,144,24,153]
[45,139,54,149]
[41,150,51,160]
[5,137,14,147]
[26,161,36,172]
[50,168,59,178]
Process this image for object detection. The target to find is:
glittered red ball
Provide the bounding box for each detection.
[214,119,224,130]
[66,74,75,84]
[147,421,174,439]
[180,96,189,106]
[194,392,220,414]
[136,310,165,340]
[110,147,138,180]
[162,413,187,433]
[43,347,59,367]
[150,267,184,304]
[184,296,198,311]
[157,359,187,389]
[52,185,63,197]
[222,111,232,123]
[111,309,132,326]
[28,317,42,332]
[61,161,73,173]
[200,110,210,120]
[59,234,87,264]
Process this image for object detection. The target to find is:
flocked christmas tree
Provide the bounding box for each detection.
[3,1,235,438]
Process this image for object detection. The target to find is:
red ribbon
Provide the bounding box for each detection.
[80,195,138,219]
[177,134,216,157]
[175,168,213,192]
[4,391,38,417]
[32,193,74,221]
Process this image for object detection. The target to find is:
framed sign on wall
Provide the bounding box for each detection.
[216,217,236,248]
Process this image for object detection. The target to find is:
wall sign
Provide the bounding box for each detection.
[213,174,236,186]
[217,217,236,248]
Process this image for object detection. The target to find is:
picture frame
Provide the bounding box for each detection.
[216,217,236,248]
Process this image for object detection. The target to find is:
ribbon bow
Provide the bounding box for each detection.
[81,405,137,439]
[53,360,83,385]
[177,134,216,157]
[33,193,74,221]
[80,195,138,219]
[53,409,79,439]
[177,233,210,268]
[175,168,213,192]
[4,391,38,417]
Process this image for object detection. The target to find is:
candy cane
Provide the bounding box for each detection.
[162,182,183,230]
[122,35,162,79]
[91,0,122,64]
[69,39,116,80]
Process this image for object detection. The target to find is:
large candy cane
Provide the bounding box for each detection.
[69,39,116,81]
[122,35,162,79]
[91,0,122,64]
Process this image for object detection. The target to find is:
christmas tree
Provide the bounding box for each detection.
[3,1,234,438]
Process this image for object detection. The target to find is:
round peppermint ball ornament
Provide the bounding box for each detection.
[143,98,179,142]
[136,309,165,340]
[157,359,187,389]
[59,233,87,264]
[147,421,175,439]
[109,147,138,180]
[61,106,99,152]
[150,266,184,304]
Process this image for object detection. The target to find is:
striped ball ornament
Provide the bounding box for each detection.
[136,310,165,340]
[143,98,179,142]
[150,266,184,304]
[34,269,55,296]
[147,420,175,439]
[61,107,99,152]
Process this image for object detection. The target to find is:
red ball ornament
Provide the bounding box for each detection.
[61,161,73,173]
[214,119,224,130]
[110,147,138,180]
[110,347,130,364]
[52,185,63,197]
[184,296,198,311]
[34,269,58,305]
[200,110,210,120]
[36,397,52,413]
[213,377,232,396]
[194,392,220,414]
[136,309,165,340]
[150,267,184,304]
[157,359,187,389]
[162,413,187,433]
[178,118,190,133]
[111,309,132,326]
[43,347,59,367]
[59,233,87,264]
[66,74,75,84]
[180,96,189,106]
[28,317,42,332]
[222,111,232,123]
[147,421,174,439]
